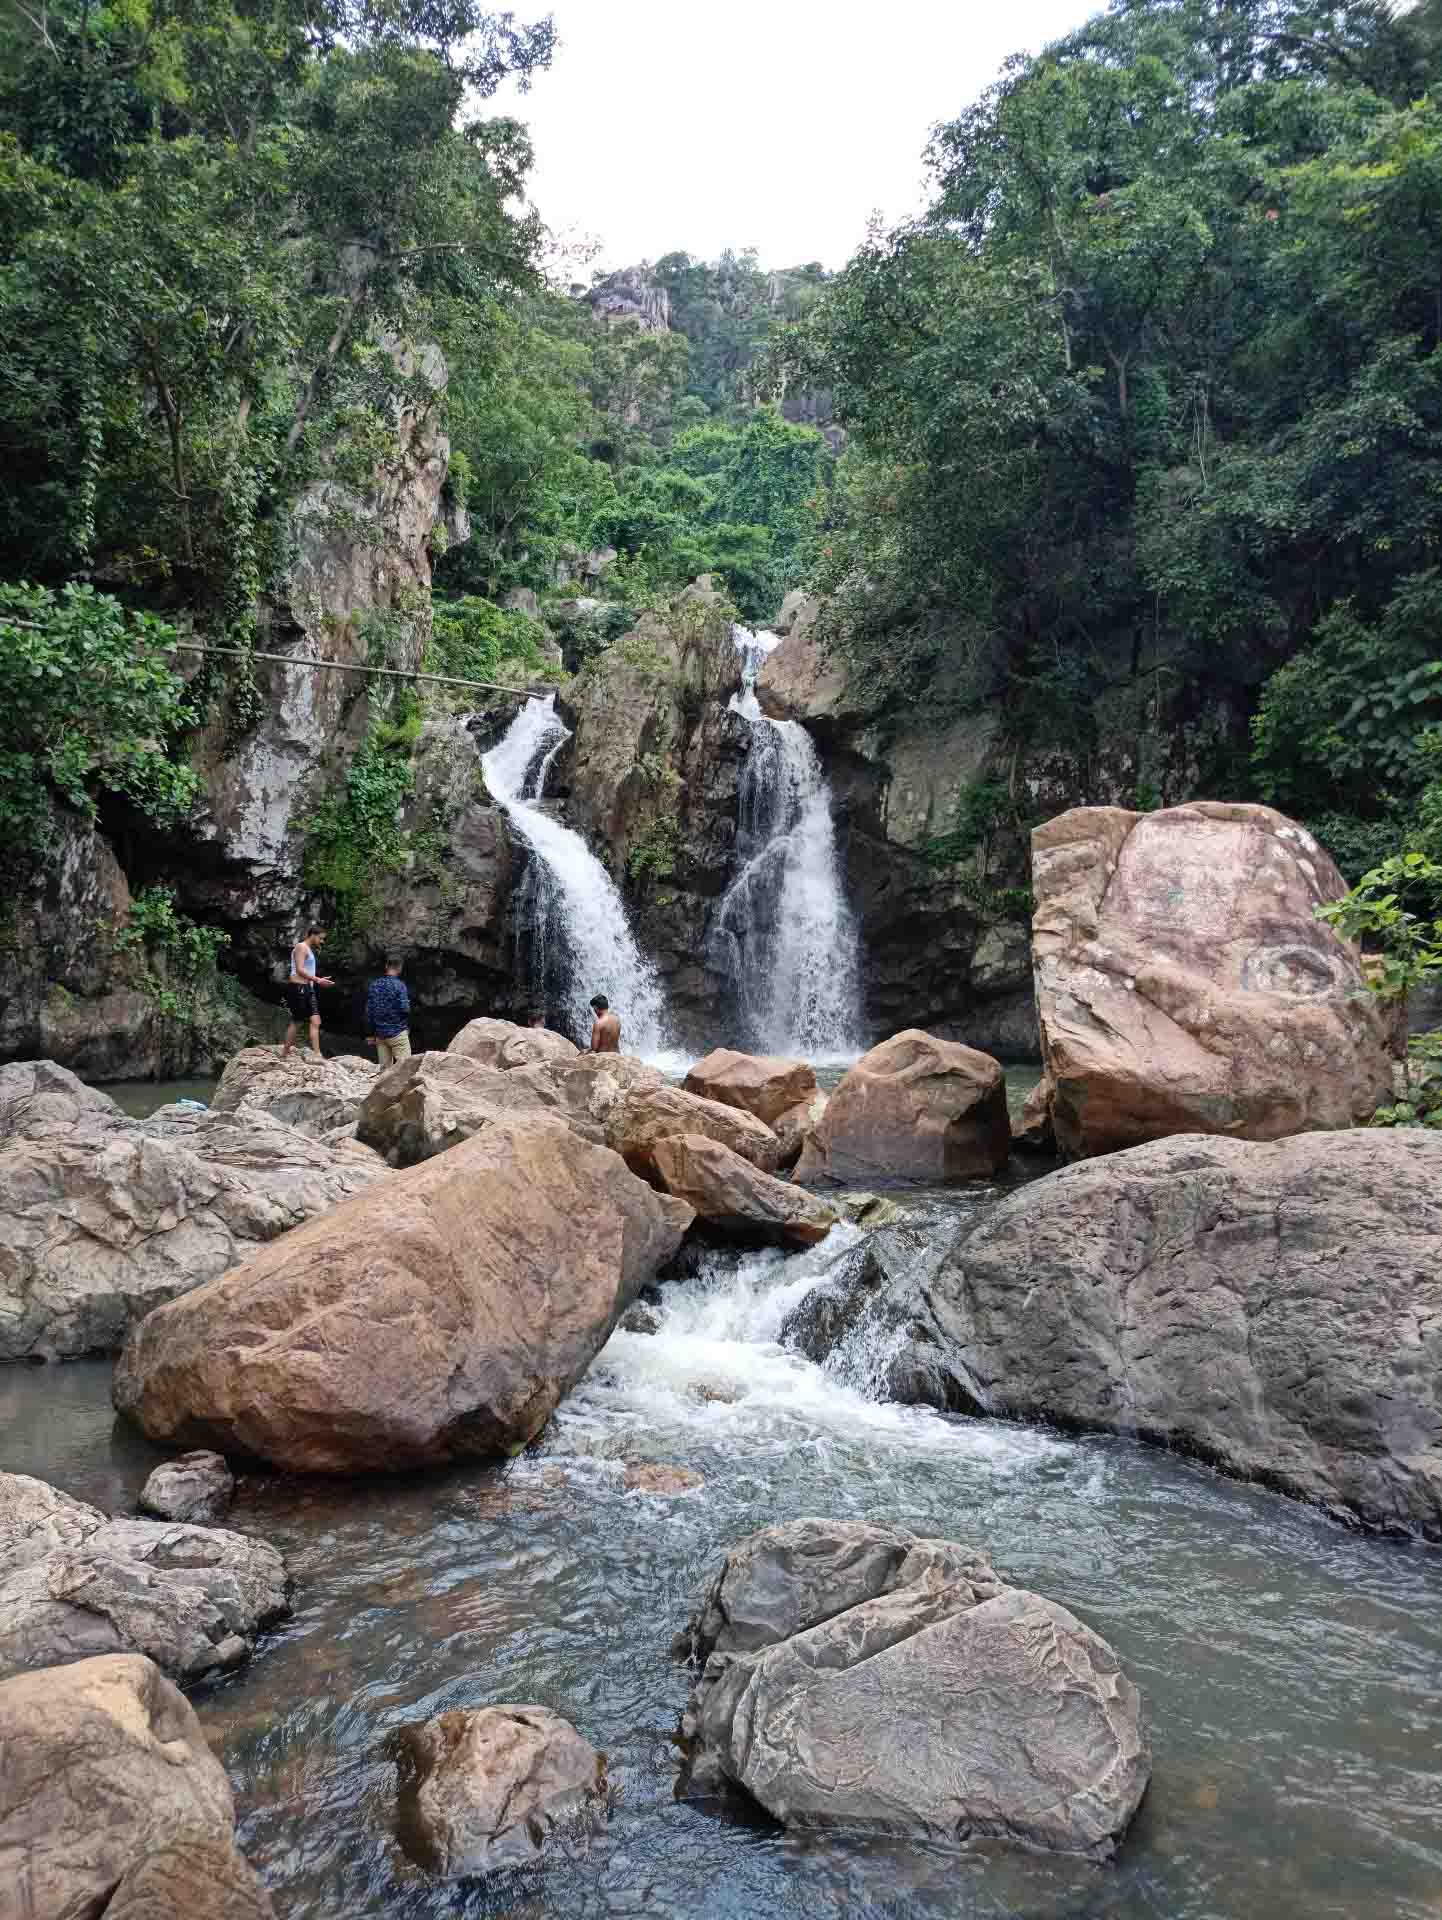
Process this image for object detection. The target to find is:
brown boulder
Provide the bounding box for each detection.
[211,1046,377,1139]
[1030,802,1393,1159]
[772,1089,827,1172]
[0,1059,120,1137]
[448,1016,579,1072]
[0,1653,272,1918]
[606,1083,781,1180]
[651,1135,835,1248]
[394,1704,606,1877]
[796,1031,1009,1185]
[682,1048,817,1127]
[355,1051,573,1165]
[113,1117,692,1473]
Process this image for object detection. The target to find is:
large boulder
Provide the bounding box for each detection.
[651,1135,836,1248]
[448,1016,579,1072]
[772,1088,827,1173]
[753,594,865,742]
[604,1082,781,1180]
[0,1058,120,1136]
[796,1031,1009,1185]
[394,1705,606,1877]
[680,1519,1149,1859]
[210,1045,377,1138]
[0,1472,290,1683]
[0,1102,387,1361]
[355,1051,577,1166]
[113,1116,693,1473]
[682,1048,817,1128]
[936,1129,1442,1538]
[0,1653,273,1917]
[1030,802,1394,1158]
[540,1051,666,1130]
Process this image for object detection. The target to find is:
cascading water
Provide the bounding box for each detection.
[481,695,671,1056]
[711,627,864,1060]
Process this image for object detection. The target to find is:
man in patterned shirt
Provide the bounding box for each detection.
[366,955,412,1067]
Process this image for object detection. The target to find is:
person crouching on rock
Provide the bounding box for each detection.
[366,955,412,1068]
[283,924,333,1058]
[589,992,620,1053]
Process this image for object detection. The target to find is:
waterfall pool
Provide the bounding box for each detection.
[6,1182,1440,1920]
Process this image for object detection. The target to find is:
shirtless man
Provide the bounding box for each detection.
[282,924,334,1057]
[589,993,621,1053]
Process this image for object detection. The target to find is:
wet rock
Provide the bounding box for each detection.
[355,1050,575,1165]
[0,1101,387,1361]
[796,1030,1009,1186]
[835,1191,908,1229]
[0,1472,291,1683]
[624,1462,703,1494]
[780,1222,983,1412]
[1030,802,1393,1158]
[605,1082,782,1180]
[395,1704,607,1877]
[0,1653,272,1919]
[210,1045,377,1138]
[682,1048,818,1128]
[448,1015,579,1072]
[114,1117,693,1474]
[936,1128,1442,1539]
[651,1134,836,1249]
[772,1088,827,1172]
[1010,1078,1055,1154]
[619,1302,662,1335]
[680,1518,1149,1859]
[138,1452,235,1527]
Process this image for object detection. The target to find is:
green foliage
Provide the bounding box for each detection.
[1366,1031,1442,1129]
[426,596,554,689]
[0,581,198,859]
[115,882,242,1048]
[301,730,415,943]
[777,0,1442,818]
[1315,849,1442,1001]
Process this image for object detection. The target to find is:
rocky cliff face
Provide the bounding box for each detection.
[584,268,671,333]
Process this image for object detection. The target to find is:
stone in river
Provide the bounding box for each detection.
[680,1518,1149,1859]
[447,1015,579,1071]
[682,1047,818,1128]
[394,1704,607,1876]
[1028,801,1393,1158]
[604,1081,782,1180]
[355,1049,574,1165]
[650,1134,835,1248]
[624,1462,704,1494]
[138,1451,235,1526]
[210,1044,377,1139]
[0,1652,273,1918]
[796,1030,1009,1185]
[114,1115,692,1474]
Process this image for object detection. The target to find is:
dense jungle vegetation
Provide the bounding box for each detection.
[1,0,1440,950]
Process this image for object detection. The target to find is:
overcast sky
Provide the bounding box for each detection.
[497,0,1098,278]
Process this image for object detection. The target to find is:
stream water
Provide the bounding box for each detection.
[6,1181,1440,1920]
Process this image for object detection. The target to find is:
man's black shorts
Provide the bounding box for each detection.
[284,982,317,1020]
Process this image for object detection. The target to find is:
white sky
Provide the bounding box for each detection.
[497,0,1099,276]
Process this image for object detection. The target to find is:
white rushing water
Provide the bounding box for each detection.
[481,696,672,1058]
[710,628,865,1062]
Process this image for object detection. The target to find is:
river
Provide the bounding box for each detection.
[4,1177,1440,1920]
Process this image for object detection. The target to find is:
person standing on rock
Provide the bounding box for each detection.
[282,925,332,1058]
[366,956,412,1067]
[590,993,621,1053]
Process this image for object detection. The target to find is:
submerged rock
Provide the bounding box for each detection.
[680,1518,1149,1858]
[935,1128,1442,1539]
[0,1472,290,1683]
[355,1049,575,1165]
[624,1462,704,1494]
[1030,802,1393,1158]
[394,1704,606,1877]
[796,1030,1009,1185]
[138,1452,235,1527]
[0,1654,274,1919]
[0,1092,387,1361]
[210,1045,377,1139]
[682,1048,818,1128]
[114,1117,692,1474]
[447,1015,579,1072]
[651,1134,835,1248]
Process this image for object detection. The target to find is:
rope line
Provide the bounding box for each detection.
[165,641,546,699]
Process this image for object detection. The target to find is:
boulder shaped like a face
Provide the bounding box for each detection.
[1030,802,1393,1158]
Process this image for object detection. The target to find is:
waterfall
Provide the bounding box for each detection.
[480,696,671,1058]
[711,628,864,1061]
